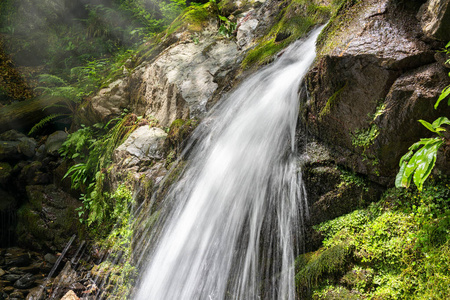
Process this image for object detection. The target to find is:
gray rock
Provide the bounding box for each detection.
[14,273,35,289]
[9,290,24,299]
[0,130,36,160]
[16,185,81,251]
[3,273,21,282]
[114,126,167,168]
[418,0,450,41]
[129,38,239,126]
[60,290,79,300]
[90,78,130,122]
[374,63,450,176]
[45,131,67,155]
[44,253,57,264]
[237,12,259,50]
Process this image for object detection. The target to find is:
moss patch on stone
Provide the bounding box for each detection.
[316,0,362,56]
[241,0,338,70]
[164,118,199,156]
[165,2,217,36]
[319,82,347,120]
[296,243,353,296]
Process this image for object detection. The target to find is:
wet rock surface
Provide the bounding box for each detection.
[301,0,450,184]
[0,245,123,300]
[75,0,288,128]
[16,185,81,252]
[418,0,450,41]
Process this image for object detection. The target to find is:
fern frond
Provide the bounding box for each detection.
[28,114,65,135]
[37,74,68,86]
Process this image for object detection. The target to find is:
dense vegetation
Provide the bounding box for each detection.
[296,177,450,299]
[2,0,450,299]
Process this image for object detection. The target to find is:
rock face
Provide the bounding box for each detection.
[301,0,450,184]
[129,39,239,126]
[114,126,167,168]
[418,0,450,41]
[16,185,81,251]
[0,130,36,161]
[76,0,292,127]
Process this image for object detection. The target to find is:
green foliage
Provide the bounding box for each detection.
[61,114,141,228]
[301,179,450,299]
[241,0,337,69]
[396,137,444,191]
[218,15,236,38]
[351,124,379,150]
[28,114,65,135]
[396,42,450,191]
[296,244,352,289]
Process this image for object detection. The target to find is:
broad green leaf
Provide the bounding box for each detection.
[418,119,435,133]
[435,85,450,109]
[395,160,408,188]
[432,116,450,128]
[218,15,228,22]
[399,149,413,167]
[412,139,443,190]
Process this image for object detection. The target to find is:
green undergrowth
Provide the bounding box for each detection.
[241,0,343,70]
[61,113,148,232]
[296,176,450,299]
[165,2,216,37]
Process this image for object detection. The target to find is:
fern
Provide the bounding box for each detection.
[28,113,64,135]
[37,74,69,86]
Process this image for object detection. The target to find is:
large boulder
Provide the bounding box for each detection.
[113,126,167,168]
[0,130,36,161]
[301,0,450,184]
[418,0,450,41]
[16,185,82,251]
[75,0,303,127]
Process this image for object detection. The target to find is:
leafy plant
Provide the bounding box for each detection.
[218,15,236,38]
[395,119,449,191]
[396,42,450,191]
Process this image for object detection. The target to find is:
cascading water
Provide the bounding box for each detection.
[134,26,323,300]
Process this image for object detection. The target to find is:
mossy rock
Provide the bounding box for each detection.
[241,0,339,70]
[17,185,82,251]
[165,2,218,37]
[164,118,199,154]
[0,162,12,186]
[295,243,354,298]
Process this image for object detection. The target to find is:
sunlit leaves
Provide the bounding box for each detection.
[396,137,444,191]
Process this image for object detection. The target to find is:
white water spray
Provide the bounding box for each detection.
[134,27,322,300]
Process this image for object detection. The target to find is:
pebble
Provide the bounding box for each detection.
[3,273,21,282]
[14,273,36,289]
[10,290,25,298]
[44,253,57,264]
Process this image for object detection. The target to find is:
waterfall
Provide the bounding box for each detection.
[134,26,323,300]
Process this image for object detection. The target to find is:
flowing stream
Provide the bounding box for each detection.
[134,27,323,300]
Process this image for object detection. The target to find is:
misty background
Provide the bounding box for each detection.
[0,0,208,107]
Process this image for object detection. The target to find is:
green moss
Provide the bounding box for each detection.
[16,204,50,241]
[316,0,362,56]
[296,243,353,290]
[165,118,199,155]
[165,2,216,37]
[303,178,450,298]
[351,124,379,151]
[241,0,337,70]
[319,82,347,120]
